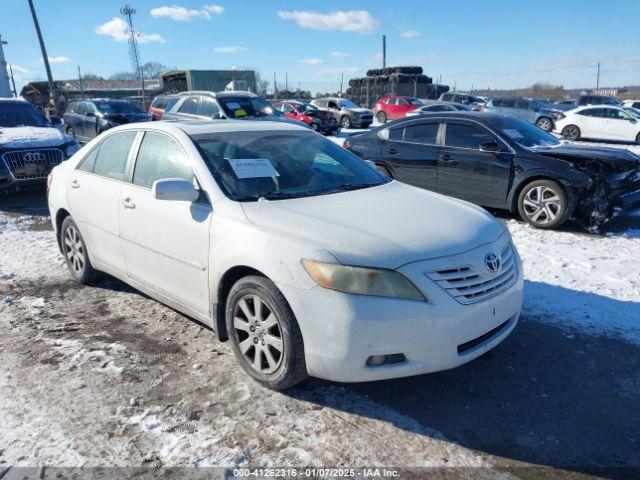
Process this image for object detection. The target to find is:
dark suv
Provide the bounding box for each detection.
[63,99,149,142]
[0,99,79,191]
[162,91,298,125]
[310,97,373,129]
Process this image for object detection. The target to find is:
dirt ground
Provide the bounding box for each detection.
[1,189,639,480]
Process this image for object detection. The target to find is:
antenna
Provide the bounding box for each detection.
[120,5,146,106]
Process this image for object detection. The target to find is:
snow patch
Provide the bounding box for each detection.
[0,126,68,148]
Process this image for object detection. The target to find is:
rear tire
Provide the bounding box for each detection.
[517,179,569,229]
[376,164,392,178]
[225,276,307,390]
[561,125,581,141]
[340,116,352,129]
[536,117,553,132]
[60,216,98,284]
[376,111,387,123]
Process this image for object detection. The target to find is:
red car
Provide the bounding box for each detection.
[272,101,339,135]
[148,95,177,120]
[374,96,424,123]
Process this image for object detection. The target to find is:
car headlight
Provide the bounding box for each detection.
[302,260,426,301]
[65,142,81,157]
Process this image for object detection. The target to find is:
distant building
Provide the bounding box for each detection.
[159,69,256,93]
[20,78,160,111]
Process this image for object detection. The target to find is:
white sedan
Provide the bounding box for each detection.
[554,105,640,142]
[47,120,523,390]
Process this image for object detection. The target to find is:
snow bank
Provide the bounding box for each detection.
[508,220,640,344]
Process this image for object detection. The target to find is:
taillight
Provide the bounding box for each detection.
[343,139,351,149]
[47,172,53,190]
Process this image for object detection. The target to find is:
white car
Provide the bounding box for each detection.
[554,105,640,142]
[47,120,523,390]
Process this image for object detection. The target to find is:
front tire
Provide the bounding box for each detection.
[517,180,569,229]
[61,216,97,284]
[536,117,553,132]
[340,116,352,129]
[376,164,392,178]
[376,111,387,123]
[561,125,581,141]
[226,276,307,390]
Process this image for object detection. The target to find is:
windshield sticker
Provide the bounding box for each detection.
[503,129,524,140]
[228,159,279,179]
[233,108,247,117]
[226,102,242,110]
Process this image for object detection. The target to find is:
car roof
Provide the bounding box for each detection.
[177,90,258,98]
[106,118,310,136]
[388,111,506,123]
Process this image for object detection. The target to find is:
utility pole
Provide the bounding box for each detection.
[340,73,344,94]
[9,64,17,97]
[273,72,277,100]
[0,35,12,97]
[382,34,386,69]
[596,61,600,92]
[121,5,145,108]
[27,0,57,112]
[77,65,84,100]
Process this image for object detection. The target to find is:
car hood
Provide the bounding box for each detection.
[0,126,67,148]
[347,107,373,115]
[530,143,640,170]
[241,181,504,269]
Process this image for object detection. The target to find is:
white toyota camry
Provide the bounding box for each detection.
[48,120,523,390]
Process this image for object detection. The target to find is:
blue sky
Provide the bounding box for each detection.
[3,0,640,93]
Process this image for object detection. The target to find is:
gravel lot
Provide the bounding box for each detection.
[1,134,639,478]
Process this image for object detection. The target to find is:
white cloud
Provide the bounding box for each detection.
[214,45,247,53]
[95,17,166,44]
[330,51,350,58]
[401,29,421,38]
[300,58,323,65]
[46,56,70,63]
[150,4,224,21]
[277,10,379,34]
[8,64,30,74]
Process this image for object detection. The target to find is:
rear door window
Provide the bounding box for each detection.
[402,123,439,144]
[132,132,193,189]
[445,123,495,150]
[199,97,220,118]
[179,97,199,115]
[92,131,137,181]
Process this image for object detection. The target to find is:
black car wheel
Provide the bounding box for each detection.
[340,116,352,129]
[376,111,387,123]
[536,117,553,132]
[635,132,640,143]
[61,216,98,284]
[66,127,76,138]
[561,125,581,141]
[226,275,307,390]
[517,180,569,229]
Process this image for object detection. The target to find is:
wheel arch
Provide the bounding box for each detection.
[54,208,72,252]
[214,265,268,341]
[509,174,574,213]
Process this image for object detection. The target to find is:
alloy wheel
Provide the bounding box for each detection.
[522,186,562,225]
[563,126,580,141]
[64,225,85,275]
[537,118,552,131]
[232,294,284,374]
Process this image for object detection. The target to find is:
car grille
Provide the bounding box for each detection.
[2,148,64,180]
[426,243,518,304]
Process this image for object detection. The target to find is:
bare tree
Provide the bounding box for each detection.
[109,71,134,81]
[254,70,270,96]
[141,62,169,79]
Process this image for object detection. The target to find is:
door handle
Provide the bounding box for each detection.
[440,154,453,162]
[122,197,136,209]
[71,179,80,189]
[386,148,399,155]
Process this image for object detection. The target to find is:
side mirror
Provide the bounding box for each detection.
[153,178,199,202]
[479,140,501,153]
[629,118,637,124]
[49,115,62,125]
[212,112,224,119]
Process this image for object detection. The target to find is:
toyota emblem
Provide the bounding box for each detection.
[484,253,500,273]
[22,151,46,164]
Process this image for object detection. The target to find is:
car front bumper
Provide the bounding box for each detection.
[278,238,524,383]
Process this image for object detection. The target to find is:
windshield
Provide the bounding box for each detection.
[95,101,142,115]
[493,116,561,148]
[623,107,640,119]
[302,104,318,112]
[338,99,359,109]
[0,102,50,128]
[193,131,388,201]
[218,96,276,118]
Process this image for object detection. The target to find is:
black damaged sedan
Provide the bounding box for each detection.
[345,112,640,230]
